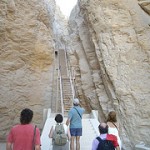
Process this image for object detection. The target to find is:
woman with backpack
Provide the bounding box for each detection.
[49,114,71,150]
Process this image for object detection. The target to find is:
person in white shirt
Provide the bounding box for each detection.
[107,111,122,149]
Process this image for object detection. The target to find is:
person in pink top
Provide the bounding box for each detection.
[6,108,41,150]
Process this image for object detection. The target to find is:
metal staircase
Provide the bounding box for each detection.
[57,49,91,115]
[62,77,73,114]
[57,49,74,115]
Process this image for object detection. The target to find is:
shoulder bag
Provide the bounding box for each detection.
[73,107,82,118]
[32,125,37,150]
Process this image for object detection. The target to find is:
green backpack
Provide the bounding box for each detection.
[53,124,68,146]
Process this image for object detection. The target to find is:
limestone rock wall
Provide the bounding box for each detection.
[0,0,56,140]
[0,0,150,148]
[53,6,69,50]
[68,0,150,149]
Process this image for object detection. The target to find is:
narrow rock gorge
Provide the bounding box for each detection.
[0,0,150,149]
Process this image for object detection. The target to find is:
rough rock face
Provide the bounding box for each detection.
[0,0,150,149]
[138,0,150,15]
[68,0,150,149]
[0,0,57,140]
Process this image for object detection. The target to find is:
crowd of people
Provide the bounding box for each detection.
[6,98,121,150]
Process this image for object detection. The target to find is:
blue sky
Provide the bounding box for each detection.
[56,0,77,17]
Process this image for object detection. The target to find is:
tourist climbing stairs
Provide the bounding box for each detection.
[40,49,101,150]
[41,109,100,150]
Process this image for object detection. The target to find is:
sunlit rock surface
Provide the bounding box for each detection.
[68,0,150,149]
[0,0,150,149]
[0,0,56,140]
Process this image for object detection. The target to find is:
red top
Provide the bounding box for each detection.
[7,124,41,150]
[106,134,119,147]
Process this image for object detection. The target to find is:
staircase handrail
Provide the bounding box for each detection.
[69,70,75,102]
[59,66,64,116]
[65,50,76,101]
[73,76,79,98]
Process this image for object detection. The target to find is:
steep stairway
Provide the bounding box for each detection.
[58,49,91,115]
[62,77,73,114]
[58,49,74,114]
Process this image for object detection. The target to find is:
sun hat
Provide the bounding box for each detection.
[73,98,79,105]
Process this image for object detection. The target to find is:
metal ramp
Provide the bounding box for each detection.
[41,110,99,150]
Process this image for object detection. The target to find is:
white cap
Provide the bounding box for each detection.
[73,98,79,105]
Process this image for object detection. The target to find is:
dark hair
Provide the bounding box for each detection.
[107,111,117,122]
[55,114,63,123]
[98,124,108,134]
[20,108,33,124]
[73,103,79,106]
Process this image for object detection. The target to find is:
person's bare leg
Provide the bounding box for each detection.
[70,136,75,150]
[76,136,80,150]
